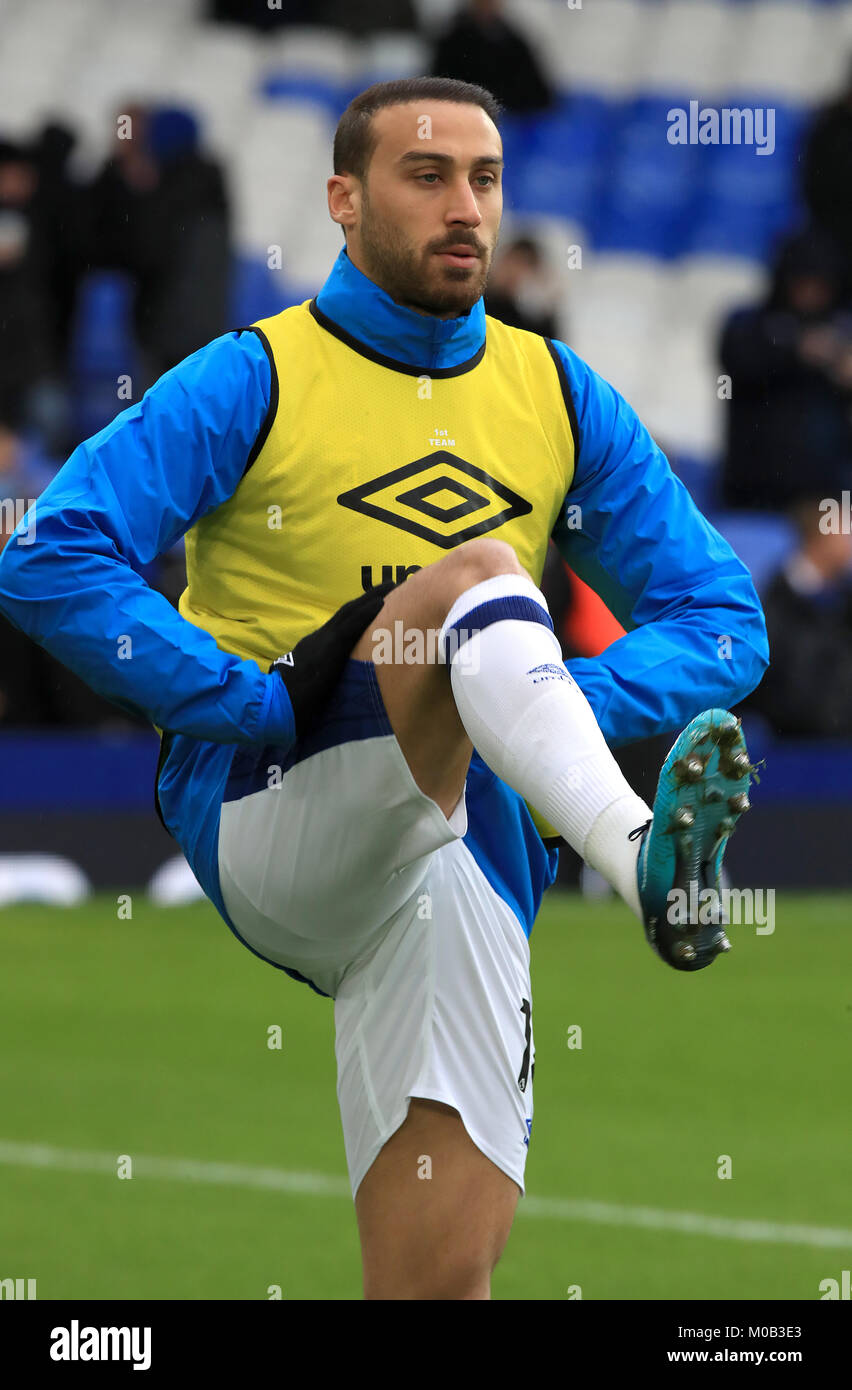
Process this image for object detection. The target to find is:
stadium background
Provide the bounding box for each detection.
[0,0,851,1301]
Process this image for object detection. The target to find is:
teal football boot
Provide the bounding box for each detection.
[633,710,756,972]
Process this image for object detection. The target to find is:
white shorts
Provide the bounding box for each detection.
[217,659,535,1200]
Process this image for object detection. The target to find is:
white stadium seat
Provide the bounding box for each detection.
[259,26,357,84]
[726,1,847,104]
[638,0,739,102]
[358,32,431,84]
[504,0,652,98]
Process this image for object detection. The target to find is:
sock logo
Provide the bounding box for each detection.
[526,663,569,683]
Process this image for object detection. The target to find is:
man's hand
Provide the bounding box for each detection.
[271,581,397,738]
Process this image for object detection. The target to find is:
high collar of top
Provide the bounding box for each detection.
[312,245,486,373]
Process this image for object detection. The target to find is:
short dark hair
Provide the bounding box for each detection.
[333,76,502,183]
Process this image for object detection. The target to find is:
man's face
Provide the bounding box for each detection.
[787,273,835,318]
[329,101,503,319]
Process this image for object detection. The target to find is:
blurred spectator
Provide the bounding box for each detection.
[484,235,558,336]
[719,228,852,510]
[87,104,231,392]
[746,496,852,738]
[30,122,88,381]
[802,56,852,287]
[0,422,56,542]
[431,0,554,116]
[0,137,75,449]
[0,202,54,434]
[0,423,140,728]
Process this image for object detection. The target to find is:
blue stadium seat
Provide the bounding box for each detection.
[707,511,797,596]
[670,454,721,514]
[686,103,809,260]
[229,255,296,326]
[258,72,350,121]
[69,272,137,379]
[510,93,617,224]
[69,272,138,440]
[593,95,700,258]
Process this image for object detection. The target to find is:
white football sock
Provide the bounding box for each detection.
[440,574,651,918]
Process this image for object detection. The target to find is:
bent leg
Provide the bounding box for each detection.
[351,536,651,914]
[351,536,529,818]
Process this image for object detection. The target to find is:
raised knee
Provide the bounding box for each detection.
[450,537,523,584]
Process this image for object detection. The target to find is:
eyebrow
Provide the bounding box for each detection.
[397,151,504,169]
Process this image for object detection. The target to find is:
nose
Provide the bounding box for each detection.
[444,176,483,228]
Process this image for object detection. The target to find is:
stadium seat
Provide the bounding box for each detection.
[511,93,617,226]
[725,0,850,104]
[358,32,430,86]
[686,103,808,261]
[517,0,649,98]
[258,26,356,115]
[636,0,736,100]
[707,511,798,596]
[594,96,699,257]
[230,256,297,327]
[670,256,769,338]
[668,453,721,514]
[68,272,138,440]
[70,272,137,379]
[564,253,668,409]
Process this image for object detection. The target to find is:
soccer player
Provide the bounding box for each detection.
[0,77,768,1300]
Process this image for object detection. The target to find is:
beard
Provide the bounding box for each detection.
[356,193,495,317]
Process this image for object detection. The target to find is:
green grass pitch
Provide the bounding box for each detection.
[0,890,849,1300]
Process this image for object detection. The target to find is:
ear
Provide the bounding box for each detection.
[328,173,358,236]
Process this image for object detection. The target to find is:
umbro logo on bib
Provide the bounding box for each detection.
[338,450,532,549]
[277,652,295,666]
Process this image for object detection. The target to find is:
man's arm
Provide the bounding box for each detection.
[548,339,769,748]
[0,330,296,748]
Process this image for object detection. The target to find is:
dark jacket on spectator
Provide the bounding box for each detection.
[802,97,852,270]
[719,235,852,509]
[431,11,553,115]
[746,565,852,737]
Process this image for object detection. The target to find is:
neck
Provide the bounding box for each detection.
[312,245,487,375]
[344,242,470,321]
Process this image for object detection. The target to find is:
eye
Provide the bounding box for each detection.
[417,172,440,183]
[476,174,496,187]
